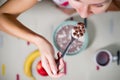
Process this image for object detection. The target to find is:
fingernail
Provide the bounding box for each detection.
[53,70,57,75]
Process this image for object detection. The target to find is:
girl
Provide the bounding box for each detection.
[0,0,120,78]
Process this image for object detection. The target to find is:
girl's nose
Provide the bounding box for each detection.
[78,5,91,18]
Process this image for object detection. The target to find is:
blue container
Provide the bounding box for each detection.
[53,20,89,56]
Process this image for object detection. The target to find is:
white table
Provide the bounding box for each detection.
[0,0,120,80]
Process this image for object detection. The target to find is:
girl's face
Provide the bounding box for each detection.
[68,0,112,18]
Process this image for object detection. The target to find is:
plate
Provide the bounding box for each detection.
[53,20,88,55]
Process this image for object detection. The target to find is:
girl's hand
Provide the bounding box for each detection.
[37,37,65,78]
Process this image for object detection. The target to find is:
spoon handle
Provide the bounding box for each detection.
[117,50,120,65]
[84,18,87,28]
[57,37,75,67]
[61,37,75,58]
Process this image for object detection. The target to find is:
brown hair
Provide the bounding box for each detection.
[113,0,120,9]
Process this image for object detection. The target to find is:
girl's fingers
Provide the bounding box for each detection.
[57,52,65,72]
[58,58,64,70]
[41,52,65,78]
[47,54,58,75]
[57,52,62,59]
[51,72,65,78]
[41,56,53,76]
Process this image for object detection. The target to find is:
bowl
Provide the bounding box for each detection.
[53,20,88,56]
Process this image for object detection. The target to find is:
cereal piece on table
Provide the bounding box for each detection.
[16,74,20,80]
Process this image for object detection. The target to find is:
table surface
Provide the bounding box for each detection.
[0,0,120,80]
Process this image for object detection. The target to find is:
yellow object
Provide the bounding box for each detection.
[24,49,40,78]
[2,64,6,76]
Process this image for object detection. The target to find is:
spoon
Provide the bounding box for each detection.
[61,22,85,58]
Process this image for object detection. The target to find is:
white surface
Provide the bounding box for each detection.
[0,0,120,80]
[0,33,3,48]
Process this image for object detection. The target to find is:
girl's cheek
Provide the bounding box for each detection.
[92,7,108,14]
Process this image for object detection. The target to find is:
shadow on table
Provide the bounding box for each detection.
[100,43,120,56]
[86,18,96,48]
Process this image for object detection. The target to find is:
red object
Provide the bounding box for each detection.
[36,61,48,76]
[36,59,60,76]
[27,41,30,45]
[61,1,69,6]
[16,74,20,80]
[64,62,67,74]
[96,66,100,70]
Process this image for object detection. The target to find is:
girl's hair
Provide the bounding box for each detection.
[113,0,120,9]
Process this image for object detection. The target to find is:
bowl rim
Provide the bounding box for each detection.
[52,20,89,56]
[94,49,113,67]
